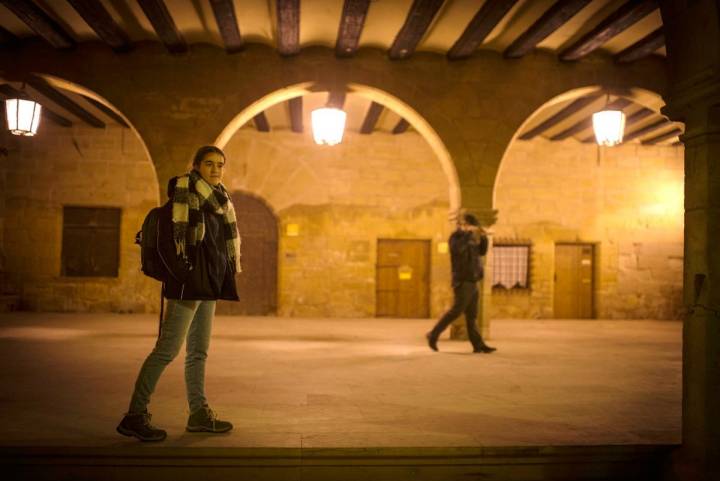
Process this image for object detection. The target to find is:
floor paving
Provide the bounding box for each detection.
[0,313,681,449]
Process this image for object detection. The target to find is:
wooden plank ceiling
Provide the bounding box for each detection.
[0,0,665,59]
[0,80,682,144]
[519,90,682,145]
[0,1,678,144]
[229,90,682,145]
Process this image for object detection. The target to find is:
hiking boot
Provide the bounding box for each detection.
[116,412,167,442]
[186,406,233,433]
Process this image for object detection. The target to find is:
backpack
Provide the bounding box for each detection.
[135,201,174,282]
[136,200,184,336]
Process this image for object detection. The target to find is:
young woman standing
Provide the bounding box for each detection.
[117,145,241,441]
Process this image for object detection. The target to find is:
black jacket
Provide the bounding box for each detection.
[449,229,488,286]
[160,178,239,301]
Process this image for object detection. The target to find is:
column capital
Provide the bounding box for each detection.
[662,74,720,125]
[659,0,720,128]
[668,100,720,146]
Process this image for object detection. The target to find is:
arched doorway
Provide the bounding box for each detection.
[218,192,278,315]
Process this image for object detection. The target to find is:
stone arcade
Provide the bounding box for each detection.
[0,1,717,480]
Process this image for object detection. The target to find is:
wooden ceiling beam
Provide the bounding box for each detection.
[550,97,632,141]
[389,0,444,60]
[66,0,131,52]
[392,118,410,134]
[519,93,603,140]
[277,0,300,56]
[335,0,371,57]
[0,0,74,49]
[82,96,129,128]
[623,118,672,142]
[210,0,243,53]
[624,107,655,126]
[253,112,270,132]
[360,101,384,134]
[615,27,664,63]
[0,84,73,127]
[560,0,658,61]
[504,0,591,59]
[0,25,20,47]
[26,77,105,128]
[289,97,303,133]
[327,91,346,110]
[641,127,682,145]
[137,0,187,54]
[448,0,518,60]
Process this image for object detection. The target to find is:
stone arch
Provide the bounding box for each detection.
[37,74,160,205]
[491,85,685,321]
[213,81,461,213]
[212,79,459,318]
[492,85,677,208]
[0,73,161,312]
[0,43,669,221]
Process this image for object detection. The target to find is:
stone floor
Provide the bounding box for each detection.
[0,313,681,449]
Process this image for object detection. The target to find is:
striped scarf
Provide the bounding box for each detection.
[171,170,242,273]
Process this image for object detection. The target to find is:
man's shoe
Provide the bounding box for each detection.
[186,406,233,433]
[473,345,497,354]
[116,412,167,442]
[426,331,438,352]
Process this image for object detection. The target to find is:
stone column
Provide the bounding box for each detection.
[663,98,720,481]
[660,2,720,479]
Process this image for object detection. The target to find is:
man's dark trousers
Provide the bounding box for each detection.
[429,280,483,349]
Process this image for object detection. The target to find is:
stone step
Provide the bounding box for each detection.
[1,444,675,481]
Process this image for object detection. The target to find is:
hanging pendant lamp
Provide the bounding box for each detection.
[592,94,625,146]
[311,91,346,146]
[5,84,42,136]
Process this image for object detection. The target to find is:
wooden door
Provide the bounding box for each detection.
[554,243,594,319]
[376,239,430,318]
[217,192,278,315]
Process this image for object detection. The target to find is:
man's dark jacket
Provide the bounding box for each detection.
[449,229,488,286]
[158,177,239,301]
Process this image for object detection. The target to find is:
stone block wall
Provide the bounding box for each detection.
[493,138,684,320]
[1,123,159,312]
[0,121,684,320]
[223,128,454,318]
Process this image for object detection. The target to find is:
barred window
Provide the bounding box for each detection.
[492,244,530,290]
[61,207,121,277]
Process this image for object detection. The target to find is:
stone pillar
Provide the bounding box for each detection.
[450,207,497,341]
[663,99,720,481]
[0,142,6,277]
[659,2,720,479]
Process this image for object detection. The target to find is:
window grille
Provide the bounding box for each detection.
[61,207,121,277]
[492,244,530,290]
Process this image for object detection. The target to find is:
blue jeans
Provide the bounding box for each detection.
[128,300,215,414]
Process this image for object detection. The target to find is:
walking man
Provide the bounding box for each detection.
[427,213,496,353]
[117,145,241,441]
